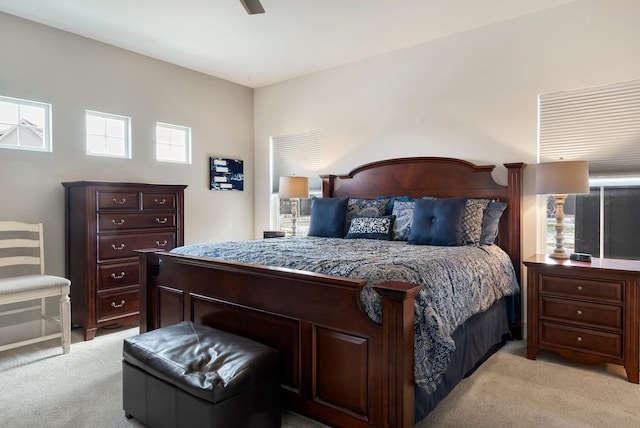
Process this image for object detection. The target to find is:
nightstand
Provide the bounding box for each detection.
[524,254,640,383]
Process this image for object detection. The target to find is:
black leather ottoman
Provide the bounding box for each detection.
[122,321,282,428]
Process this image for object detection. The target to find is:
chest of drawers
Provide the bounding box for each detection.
[63,181,187,340]
[524,255,640,383]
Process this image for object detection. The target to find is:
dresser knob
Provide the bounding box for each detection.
[156,240,168,246]
[111,272,126,280]
[111,243,125,250]
[111,219,125,226]
[155,217,168,224]
[112,198,126,205]
[576,336,583,342]
[111,300,126,308]
[576,309,583,315]
[154,198,167,205]
[576,285,583,291]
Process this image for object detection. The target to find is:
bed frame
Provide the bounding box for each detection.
[137,157,525,428]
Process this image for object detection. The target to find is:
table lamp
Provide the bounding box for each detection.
[278,176,309,236]
[535,160,590,259]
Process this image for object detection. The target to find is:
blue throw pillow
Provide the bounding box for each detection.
[345,215,395,240]
[408,198,467,246]
[479,201,507,245]
[307,198,348,238]
[344,198,389,235]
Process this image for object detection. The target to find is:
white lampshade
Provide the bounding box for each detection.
[535,160,590,195]
[278,176,309,199]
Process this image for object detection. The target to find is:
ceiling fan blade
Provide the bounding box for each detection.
[239,0,265,14]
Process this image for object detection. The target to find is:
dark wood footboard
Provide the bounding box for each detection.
[138,249,421,428]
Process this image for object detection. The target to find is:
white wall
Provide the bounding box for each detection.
[254,0,640,271]
[0,12,255,278]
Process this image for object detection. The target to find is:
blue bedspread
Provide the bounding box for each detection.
[171,236,519,393]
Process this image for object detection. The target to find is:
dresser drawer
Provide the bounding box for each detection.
[98,213,176,232]
[97,288,139,322]
[540,274,623,303]
[540,321,622,359]
[97,191,140,210]
[540,296,623,330]
[142,193,177,210]
[98,262,139,290]
[97,232,175,261]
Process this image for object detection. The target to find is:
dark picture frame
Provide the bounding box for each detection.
[210,157,244,191]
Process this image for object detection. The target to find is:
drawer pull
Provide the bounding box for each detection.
[111,243,125,250]
[155,217,168,224]
[576,309,583,315]
[576,336,583,342]
[577,285,583,291]
[110,272,126,280]
[154,198,167,205]
[111,300,126,308]
[111,219,125,226]
[113,198,127,205]
[156,240,168,247]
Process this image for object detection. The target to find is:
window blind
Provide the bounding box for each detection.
[271,130,323,193]
[539,78,640,176]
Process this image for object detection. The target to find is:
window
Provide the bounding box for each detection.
[539,79,640,260]
[86,110,131,158]
[0,95,51,152]
[156,122,191,164]
[270,130,323,235]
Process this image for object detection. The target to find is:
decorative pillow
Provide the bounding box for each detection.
[345,215,395,240]
[307,198,348,238]
[408,198,467,246]
[377,195,411,215]
[461,199,491,245]
[344,198,389,234]
[479,201,508,245]
[391,200,415,241]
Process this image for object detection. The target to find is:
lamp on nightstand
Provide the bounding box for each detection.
[536,160,590,259]
[278,176,309,236]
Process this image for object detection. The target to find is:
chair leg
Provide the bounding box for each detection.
[59,286,71,354]
[41,296,46,337]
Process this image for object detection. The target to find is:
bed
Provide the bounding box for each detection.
[137,157,525,428]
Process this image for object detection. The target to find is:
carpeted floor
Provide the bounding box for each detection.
[0,325,638,427]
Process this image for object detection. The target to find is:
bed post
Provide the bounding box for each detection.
[374,281,422,428]
[504,162,525,340]
[136,249,161,334]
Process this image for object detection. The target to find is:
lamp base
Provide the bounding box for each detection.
[548,250,570,259]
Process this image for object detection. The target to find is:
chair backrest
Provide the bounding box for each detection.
[0,221,45,278]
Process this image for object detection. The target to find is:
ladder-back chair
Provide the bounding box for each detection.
[0,221,71,354]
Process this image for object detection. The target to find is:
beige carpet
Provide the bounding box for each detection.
[0,326,638,428]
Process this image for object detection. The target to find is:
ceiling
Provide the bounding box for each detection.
[0,0,575,88]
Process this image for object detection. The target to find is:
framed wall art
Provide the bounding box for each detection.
[210,157,244,191]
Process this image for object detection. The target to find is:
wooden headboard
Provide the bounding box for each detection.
[320,157,526,285]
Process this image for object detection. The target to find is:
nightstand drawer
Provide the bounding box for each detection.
[540,296,623,330]
[540,321,622,359]
[540,274,623,303]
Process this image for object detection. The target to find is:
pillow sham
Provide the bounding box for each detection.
[377,195,411,215]
[461,198,491,245]
[344,198,389,234]
[479,201,507,245]
[391,200,415,241]
[408,198,467,246]
[345,215,395,240]
[307,198,348,238]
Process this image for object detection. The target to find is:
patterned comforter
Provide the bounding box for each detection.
[171,237,519,393]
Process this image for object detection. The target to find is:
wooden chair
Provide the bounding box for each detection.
[0,221,71,354]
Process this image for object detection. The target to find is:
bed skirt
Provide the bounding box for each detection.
[415,298,510,422]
